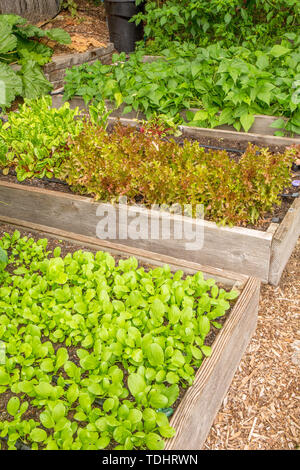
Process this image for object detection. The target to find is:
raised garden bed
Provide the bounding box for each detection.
[1,97,299,286]
[1,2,114,111]
[141,55,300,139]
[9,44,114,98]
[0,218,260,450]
[40,3,114,90]
[0,177,299,286]
[43,43,114,90]
[52,94,300,148]
[59,41,300,141]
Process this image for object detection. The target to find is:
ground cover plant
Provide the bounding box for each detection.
[0,98,296,226]
[0,231,238,450]
[0,13,71,108]
[63,38,300,135]
[133,0,300,52]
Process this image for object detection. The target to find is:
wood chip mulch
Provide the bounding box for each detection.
[39,0,110,55]
[204,239,300,450]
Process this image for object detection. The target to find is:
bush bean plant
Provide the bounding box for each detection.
[133,0,300,52]
[63,38,300,135]
[0,231,238,449]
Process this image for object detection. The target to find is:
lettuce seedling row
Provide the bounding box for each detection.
[0,220,259,450]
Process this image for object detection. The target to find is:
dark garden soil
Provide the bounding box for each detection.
[0,221,233,450]
[172,132,289,158]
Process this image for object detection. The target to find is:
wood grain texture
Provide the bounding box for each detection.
[112,115,300,146]
[166,276,260,450]
[44,44,114,73]
[181,110,293,137]
[181,124,299,147]
[0,214,248,288]
[268,197,300,285]
[0,0,60,23]
[0,181,272,281]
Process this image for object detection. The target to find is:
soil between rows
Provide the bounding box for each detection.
[0,222,231,450]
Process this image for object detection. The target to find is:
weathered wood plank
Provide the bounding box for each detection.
[0,214,248,287]
[0,0,60,23]
[183,109,291,137]
[166,276,260,450]
[51,95,300,145]
[268,197,300,285]
[0,181,272,281]
[181,125,300,147]
[113,116,300,146]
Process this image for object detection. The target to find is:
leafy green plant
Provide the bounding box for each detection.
[89,99,114,129]
[132,0,300,51]
[63,38,300,135]
[0,14,71,108]
[61,0,79,17]
[0,96,83,180]
[0,231,239,449]
[139,114,182,137]
[60,121,294,226]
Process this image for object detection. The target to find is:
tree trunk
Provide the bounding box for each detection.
[0,0,61,23]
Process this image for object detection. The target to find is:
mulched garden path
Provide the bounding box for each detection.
[39,0,110,55]
[204,239,300,450]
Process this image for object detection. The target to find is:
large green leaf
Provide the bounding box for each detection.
[240,112,255,132]
[16,24,71,45]
[127,373,146,396]
[15,24,47,39]
[0,62,23,107]
[30,428,47,443]
[0,23,17,54]
[6,396,20,417]
[0,14,27,27]
[147,343,164,367]
[17,38,53,66]
[19,60,52,99]
[269,44,291,58]
[45,28,71,45]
